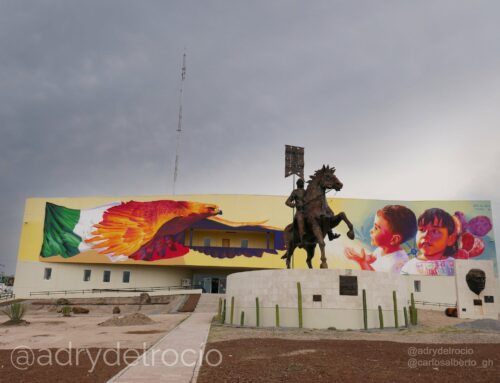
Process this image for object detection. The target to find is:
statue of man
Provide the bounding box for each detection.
[286,178,306,246]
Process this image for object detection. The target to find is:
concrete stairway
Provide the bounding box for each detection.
[194,293,225,313]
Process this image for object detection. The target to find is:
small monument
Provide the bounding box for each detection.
[283,164,355,269]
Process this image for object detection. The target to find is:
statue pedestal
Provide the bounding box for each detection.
[225,269,408,330]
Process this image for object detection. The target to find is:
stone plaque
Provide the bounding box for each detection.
[473,299,483,306]
[484,296,494,303]
[339,275,358,296]
[313,294,322,302]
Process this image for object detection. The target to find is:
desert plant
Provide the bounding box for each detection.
[61,306,72,317]
[221,299,226,324]
[410,293,417,325]
[2,302,25,322]
[403,307,409,328]
[230,296,234,325]
[255,297,260,327]
[240,310,245,326]
[275,304,280,328]
[393,291,398,328]
[362,289,367,330]
[218,297,222,318]
[378,305,384,329]
[297,282,303,328]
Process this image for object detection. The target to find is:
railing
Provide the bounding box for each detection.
[0,291,15,301]
[29,285,195,297]
[411,300,456,308]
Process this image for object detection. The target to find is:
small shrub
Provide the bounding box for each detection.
[56,298,70,306]
[2,302,25,322]
[61,306,72,317]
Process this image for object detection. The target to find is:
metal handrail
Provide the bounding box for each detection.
[29,285,194,296]
[0,292,15,301]
[411,299,456,308]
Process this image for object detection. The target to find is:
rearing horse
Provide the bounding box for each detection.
[282,165,355,269]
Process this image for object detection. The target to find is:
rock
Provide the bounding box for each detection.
[98,313,155,327]
[445,308,457,317]
[139,293,151,304]
[56,298,70,306]
[72,306,89,314]
[113,306,121,314]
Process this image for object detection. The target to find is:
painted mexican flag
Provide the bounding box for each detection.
[40,200,221,261]
[40,202,119,259]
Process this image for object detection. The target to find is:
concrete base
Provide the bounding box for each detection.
[225,269,409,330]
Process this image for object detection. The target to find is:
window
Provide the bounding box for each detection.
[123,271,130,283]
[83,269,91,282]
[222,238,230,247]
[103,270,111,283]
[43,268,52,280]
[414,280,421,292]
[241,239,249,248]
[203,238,211,247]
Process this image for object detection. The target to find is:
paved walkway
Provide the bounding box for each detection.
[109,312,214,383]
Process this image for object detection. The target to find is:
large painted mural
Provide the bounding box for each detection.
[40,200,285,263]
[24,195,496,275]
[339,203,495,276]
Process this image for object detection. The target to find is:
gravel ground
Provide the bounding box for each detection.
[208,310,500,344]
[455,319,500,332]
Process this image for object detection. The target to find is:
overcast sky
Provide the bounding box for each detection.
[1,1,500,275]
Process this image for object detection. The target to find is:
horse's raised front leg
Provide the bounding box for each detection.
[337,212,355,240]
[311,223,328,269]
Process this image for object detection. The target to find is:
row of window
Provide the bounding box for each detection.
[43,268,131,283]
[202,238,249,248]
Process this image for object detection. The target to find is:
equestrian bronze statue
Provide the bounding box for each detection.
[283,165,355,269]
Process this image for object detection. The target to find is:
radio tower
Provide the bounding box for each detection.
[173,52,186,195]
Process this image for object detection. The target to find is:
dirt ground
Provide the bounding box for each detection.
[198,310,500,382]
[0,312,188,349]
[0,348,141,383]
[0,305,189,382]
[198,339,499,383]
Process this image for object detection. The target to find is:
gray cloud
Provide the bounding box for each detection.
[1,0,500,275]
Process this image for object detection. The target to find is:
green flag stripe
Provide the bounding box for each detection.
[40,203,82,258]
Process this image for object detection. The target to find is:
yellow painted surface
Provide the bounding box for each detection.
[19,194,320,269]
[18,194,496,272]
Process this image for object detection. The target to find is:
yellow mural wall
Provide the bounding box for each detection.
[18,195,497,274]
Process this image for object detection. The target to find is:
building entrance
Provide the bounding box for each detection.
[193,274,226,294]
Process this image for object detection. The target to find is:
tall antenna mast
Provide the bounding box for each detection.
[173,52,186,195]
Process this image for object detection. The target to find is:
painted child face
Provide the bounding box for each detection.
[417,222,454,259]
[370,213,394,247]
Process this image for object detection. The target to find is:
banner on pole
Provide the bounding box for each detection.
[285,145,304,179]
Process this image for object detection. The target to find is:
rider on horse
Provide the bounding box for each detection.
[285,178,306,247]
[286,177,336,248]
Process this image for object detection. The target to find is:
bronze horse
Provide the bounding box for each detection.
[282,165,355,269]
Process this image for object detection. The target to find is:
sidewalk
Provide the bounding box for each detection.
[108,312,215,383]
